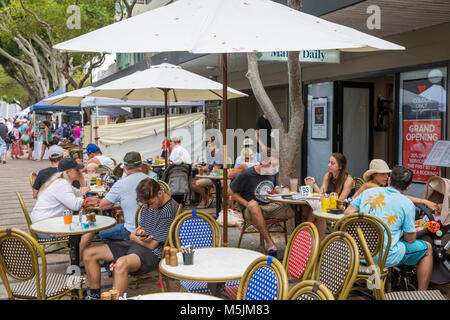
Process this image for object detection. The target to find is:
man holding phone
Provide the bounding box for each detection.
[83,178,178,299]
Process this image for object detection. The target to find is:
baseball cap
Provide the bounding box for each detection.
[58,158,84,172]
[123,152,142,166]
[48,145,64,159]
[84,144,100,154]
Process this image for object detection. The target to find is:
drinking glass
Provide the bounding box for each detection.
[321,193,330,212]
[290,178,298,193]
[63,210,73,224]
[329,192,338,209]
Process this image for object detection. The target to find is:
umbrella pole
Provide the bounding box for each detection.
[222,53,228,247]
[164,89,168,169]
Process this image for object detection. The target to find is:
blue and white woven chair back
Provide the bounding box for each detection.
[178,217,213,248]
[246,266,279,300]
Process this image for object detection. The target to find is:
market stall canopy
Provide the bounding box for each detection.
[88,63,247,101]
[81,96,205,109]
[30,89,81,112]
[54,0,404,54]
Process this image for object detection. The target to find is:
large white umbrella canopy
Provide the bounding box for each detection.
[89,62,246,101]
[54,0,404,53]
[89,62,246,166]
[53,0,405,247]
[44,86,95,107]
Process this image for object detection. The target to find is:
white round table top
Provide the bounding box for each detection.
[267,194,309,205]
[30,215,117,236]
[130,292,223,300]
[312,209,344,221]
[160,247,264,283]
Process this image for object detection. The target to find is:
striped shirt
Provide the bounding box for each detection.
[139,198,178,258]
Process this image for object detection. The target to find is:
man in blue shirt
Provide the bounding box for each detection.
[344,166,433,290]
[79,152,149,258]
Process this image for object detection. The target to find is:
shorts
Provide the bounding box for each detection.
[399,240,428,266]
[43,141,52,147]
[107,240,159,276]
[244,202,291,220]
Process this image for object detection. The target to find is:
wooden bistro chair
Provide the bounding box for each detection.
[233,199,288,253]
[16,192,69,256]
[0,228,84,300]
[236,256,288,300]
[352,226,446,301]
[112,163,123,178]
[29,172,37,189]
[225,222,319,300]
[131,202,183,291]
[353,177,365,193]
[168,209,222,295]
[310,231,360,300]
[333,212,391,299]
[286,280,335,300]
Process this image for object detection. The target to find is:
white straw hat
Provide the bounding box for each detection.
[363,159,392,182]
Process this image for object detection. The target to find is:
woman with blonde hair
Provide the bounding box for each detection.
[31,158,98,238]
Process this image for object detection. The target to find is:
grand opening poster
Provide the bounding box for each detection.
[402,76,444,182]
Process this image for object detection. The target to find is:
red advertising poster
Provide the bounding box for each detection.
[403,119,441,182]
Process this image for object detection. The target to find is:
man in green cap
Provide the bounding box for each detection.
[79,152,150,258]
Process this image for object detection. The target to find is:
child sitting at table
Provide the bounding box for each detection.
[85,163,100,180]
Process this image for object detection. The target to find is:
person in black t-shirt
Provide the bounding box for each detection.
[229,150,294,259]
[32,145,64,199]
[255,114,272,153]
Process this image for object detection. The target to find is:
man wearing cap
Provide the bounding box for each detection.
[169,136,191,164]
[97,152,148,241]
[32,145,65,199]
[84,143,115,170]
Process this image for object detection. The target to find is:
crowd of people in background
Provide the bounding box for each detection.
[0,115,83,164]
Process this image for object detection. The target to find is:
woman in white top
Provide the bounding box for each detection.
[31,159,98,237]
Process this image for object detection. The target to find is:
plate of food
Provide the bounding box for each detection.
[326,208,344,215]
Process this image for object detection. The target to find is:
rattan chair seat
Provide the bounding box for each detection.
[11,273,83,299]
[385,290,445,300]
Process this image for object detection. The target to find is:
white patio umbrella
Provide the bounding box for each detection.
[53,0,405,246]
[88,62,247,166]
[44,86,95,107]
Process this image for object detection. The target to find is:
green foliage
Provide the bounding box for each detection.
[0,65,28,103]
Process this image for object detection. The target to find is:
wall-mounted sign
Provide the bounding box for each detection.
[401,76,445,182]
[257,50,340,63]
[311,98,328,139]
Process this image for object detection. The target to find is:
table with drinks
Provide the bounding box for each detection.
[195,168,224,217]
[30,213,117,266]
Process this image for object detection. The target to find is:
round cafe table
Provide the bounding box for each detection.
[30,215,116,267]
[267,193,313,226]
[159,247,264,296]
[130,292,223,300]
[312,209,344,221]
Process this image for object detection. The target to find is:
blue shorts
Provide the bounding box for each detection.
[399,240,428,266]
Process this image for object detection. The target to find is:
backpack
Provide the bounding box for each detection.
[62,125,71,138]
[8,131,16,141]
[161,164,191,196]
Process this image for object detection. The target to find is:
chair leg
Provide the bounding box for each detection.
[237,223,247,248]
